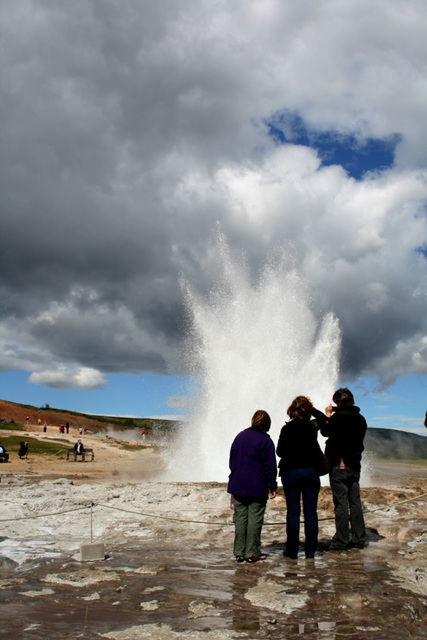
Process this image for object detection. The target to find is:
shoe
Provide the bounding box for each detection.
[305,554,315,559]
[246,554,268,563]
[236,556,245,563]
[283,552,297,560]
[328,544,349,551]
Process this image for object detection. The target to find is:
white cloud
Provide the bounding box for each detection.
[1,0,427,390]
[371,335,427,385]
[28,366,107,390]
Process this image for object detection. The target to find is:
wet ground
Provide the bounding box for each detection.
[1,531,426,640]
[0,464,426,639]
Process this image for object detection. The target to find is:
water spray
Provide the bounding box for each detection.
[167,234,341,481]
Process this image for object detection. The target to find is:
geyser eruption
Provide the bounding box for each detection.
[169,236,341,481]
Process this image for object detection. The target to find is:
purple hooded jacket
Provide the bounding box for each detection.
[227,426,278,497]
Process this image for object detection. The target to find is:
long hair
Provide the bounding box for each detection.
[251,409,271,433]
[287,396,314,420]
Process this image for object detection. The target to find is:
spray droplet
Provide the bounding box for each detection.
[167,234,341,481]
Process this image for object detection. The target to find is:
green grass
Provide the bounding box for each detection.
[0,422,24,431]
[0,435,68,458]
[373,453,427,463]
[1,400,181,433]
[0,425,151,458]
[118,442,147,451]
[102,439,148,451]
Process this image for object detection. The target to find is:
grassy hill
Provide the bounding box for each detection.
[1,399,426,462]
[0,398,179,435]
[365,427,427,461]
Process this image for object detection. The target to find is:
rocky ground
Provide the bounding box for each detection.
[0,423,426,640]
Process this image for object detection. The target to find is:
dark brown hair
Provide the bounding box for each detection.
[287,395,314,420]
[251,409,271,432]
[332,387,354,408]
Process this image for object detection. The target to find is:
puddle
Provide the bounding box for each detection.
[1,481,426,639]
[1,539,425,640]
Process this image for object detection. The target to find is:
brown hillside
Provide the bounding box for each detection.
[0,398,114,431]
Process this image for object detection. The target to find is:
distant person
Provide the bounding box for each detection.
[25,416,29,425]
[227,410,277,563]
[141,429,146,444]
[38,418,41,426]
[276,396,327,559]
[43,419,47,433]
[73,439,85,462]
[424,411,427,428]
[18,441,28,460]
[79,427,83,435]
[65,422,69,434]
[0,442,9,462]
[321,388,367,551]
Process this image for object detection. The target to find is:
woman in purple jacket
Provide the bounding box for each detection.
[228,410,277,563]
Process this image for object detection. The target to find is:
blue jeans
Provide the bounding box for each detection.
[282,467,320,557]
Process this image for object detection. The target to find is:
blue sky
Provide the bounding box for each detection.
[0,370,192,420]
[266,111,401,180]
[1,1,427,439]
[352,376,426,436]
[1,370,426,437]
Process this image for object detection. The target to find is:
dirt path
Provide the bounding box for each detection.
[0,423,165,482]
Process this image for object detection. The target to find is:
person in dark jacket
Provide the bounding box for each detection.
[73,439,85,462]
[18,441,28,459]
[276,396,326,559]
[228,410,277,564]
[321,387,367,550]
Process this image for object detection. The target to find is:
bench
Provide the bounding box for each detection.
[66,448,94,462]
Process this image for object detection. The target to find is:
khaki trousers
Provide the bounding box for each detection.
[233,495,267,558]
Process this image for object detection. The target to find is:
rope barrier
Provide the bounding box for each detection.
[362,490,427,514]
[1,490,426,526]
[0,504,90,522]
[94,501,327,526]
[95,501,233,525]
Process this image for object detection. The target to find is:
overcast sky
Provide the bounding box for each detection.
[1,0,427,405]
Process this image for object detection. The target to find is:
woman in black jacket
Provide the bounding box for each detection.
[276,396,326,559]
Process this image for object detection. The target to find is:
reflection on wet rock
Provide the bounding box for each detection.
[246,575,309,614]
[0,466,426,639]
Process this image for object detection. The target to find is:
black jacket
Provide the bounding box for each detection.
[320,406,367,472]
[276,409,326,476]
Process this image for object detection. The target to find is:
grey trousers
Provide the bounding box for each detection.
[233,495,267,558]
[329,466,366,549]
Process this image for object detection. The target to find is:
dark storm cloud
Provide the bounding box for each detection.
[1,0,427,389]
